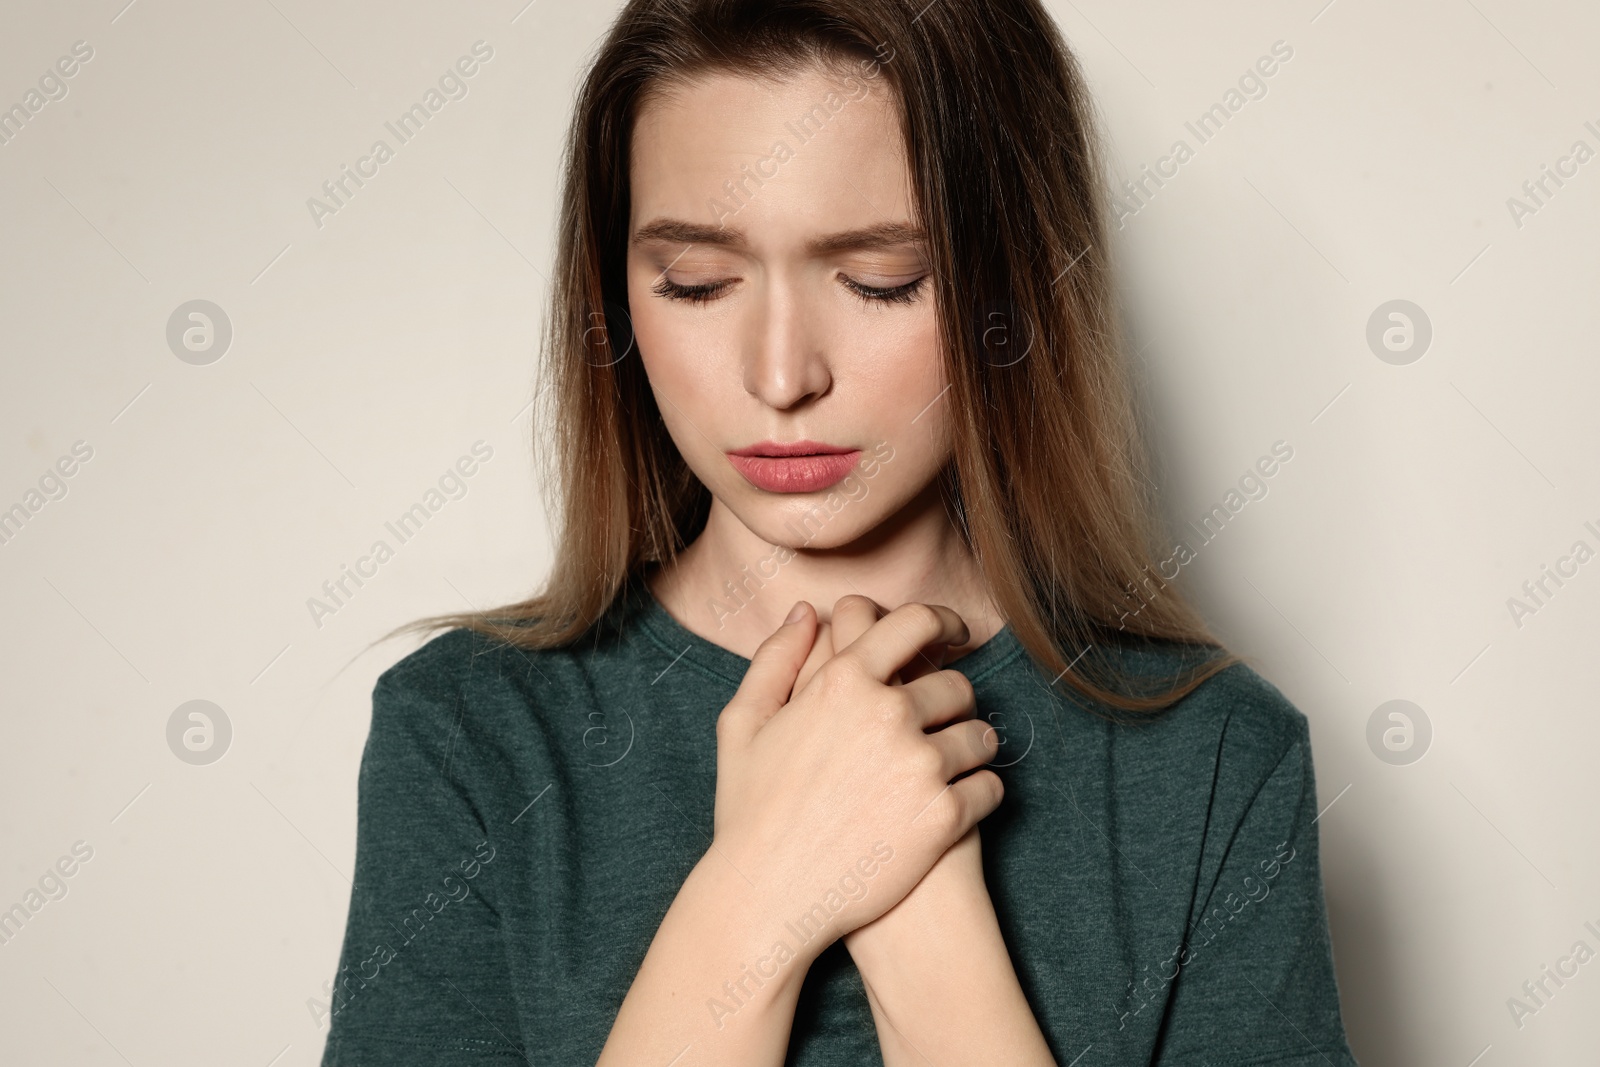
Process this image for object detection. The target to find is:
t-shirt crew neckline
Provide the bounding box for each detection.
[624,570,1025,689]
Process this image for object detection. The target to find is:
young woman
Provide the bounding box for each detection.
[320,1,1357,1064]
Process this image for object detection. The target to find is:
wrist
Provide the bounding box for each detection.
[687,847,831,983]
[597,844,821,1062]
[846,872,998,975]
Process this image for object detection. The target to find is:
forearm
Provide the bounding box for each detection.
[848,881,1055,1066]
[597,851,817,1067]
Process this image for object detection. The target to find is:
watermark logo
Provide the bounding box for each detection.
[167,700,231,765]
[1117,440,1295,630]
[0,40,95,149]
[707,842,893,1030]
[0,840,94,948]
[306,41,494,230]
[306,441,494,630]
[582,708,635,768]
[1118,838,1296,1029]
[166,300,232,365]
[1111,40,1295,228]
[704,440,896,630]
[1366,699,1430,765]
[1506,919,1600,1030]
[973,299,1034,368]
[583,299,635,368]
[1366,300,1431,365]
[704,42,894,228]
[0,439,93,548]
[1505,521,1600,629]
[1505,120,1600,230]
[308,840,497,1028]
[983,706,1034,768]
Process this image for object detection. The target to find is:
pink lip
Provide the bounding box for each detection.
[726,441,862,493]
[729,440,856,458]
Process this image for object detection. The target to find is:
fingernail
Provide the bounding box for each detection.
[785,601,807,624]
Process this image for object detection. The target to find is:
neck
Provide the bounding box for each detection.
[647,478,1005,661]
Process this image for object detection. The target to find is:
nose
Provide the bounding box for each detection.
[742,277,832,410]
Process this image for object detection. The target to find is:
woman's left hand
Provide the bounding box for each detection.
[843,821,989,962]
[796,596,1051,1066]
[793,595,998,956]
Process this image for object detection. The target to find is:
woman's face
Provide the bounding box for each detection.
[625,63,950,551]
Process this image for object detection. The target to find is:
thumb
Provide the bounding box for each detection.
[722,600,816,742]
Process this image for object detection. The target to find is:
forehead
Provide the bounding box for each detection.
[628,66,913,240]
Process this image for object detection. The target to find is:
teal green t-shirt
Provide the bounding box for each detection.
[320,572,1357,1065]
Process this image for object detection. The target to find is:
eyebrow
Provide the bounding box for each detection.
[631,217,928,256]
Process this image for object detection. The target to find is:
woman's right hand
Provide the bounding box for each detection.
[707,596,1004,956]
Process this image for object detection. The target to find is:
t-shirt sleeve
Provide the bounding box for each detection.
[320,643,527,1064]
[1154,715,1359,1066]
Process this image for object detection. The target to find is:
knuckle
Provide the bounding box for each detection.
[963,720,1000,761]
[912,741,945,778]
[943,669,976,706]
[873,688,914,727]
[969,767,1003,808]
[983,768,1006,807]
[815,656,860,696]
[898,601,941,636]
[930,786,964,834]
[837,593,876,613]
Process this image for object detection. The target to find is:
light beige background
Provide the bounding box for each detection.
[2,1,1596,1064]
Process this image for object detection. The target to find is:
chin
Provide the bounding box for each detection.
[728,491,888,552]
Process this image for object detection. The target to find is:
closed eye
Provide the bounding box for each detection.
[648,273,930,305]
[841,274,928,306]
[651,277,732,303]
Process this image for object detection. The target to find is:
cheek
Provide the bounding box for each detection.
[629,254,738,348]
[860,315,947,435]
[864,303,942,383]
[627,285,738,460]
[629,280,704,393]
[635,324,733,414]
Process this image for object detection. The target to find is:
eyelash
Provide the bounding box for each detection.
[649,274,928,306]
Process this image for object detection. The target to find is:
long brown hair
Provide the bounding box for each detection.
[391,0,1241,713]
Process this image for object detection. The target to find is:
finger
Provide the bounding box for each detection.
[834,594,947,684]
[949,769,1005,829]
[926,718,1001,781]
[794,618,834,697]
[830,595,895,681]
[898,639,949,684]
[838,602,970,684]
[722,601,818,741]
[917,768,1005,839]
[830,594,880,650]
[900,668,977,731]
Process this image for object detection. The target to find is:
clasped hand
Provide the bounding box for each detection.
[710,594,1002,961]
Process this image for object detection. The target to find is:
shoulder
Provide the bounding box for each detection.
[373,623,585,702]
[373,626,481,702]
[1090,641,1312,790]
[373,586,646,705]
[1173,657,1310,763]
[365,620,632,759]
[360,628,488,768]
[1082,647,1320,882]
[366,625,570,751]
